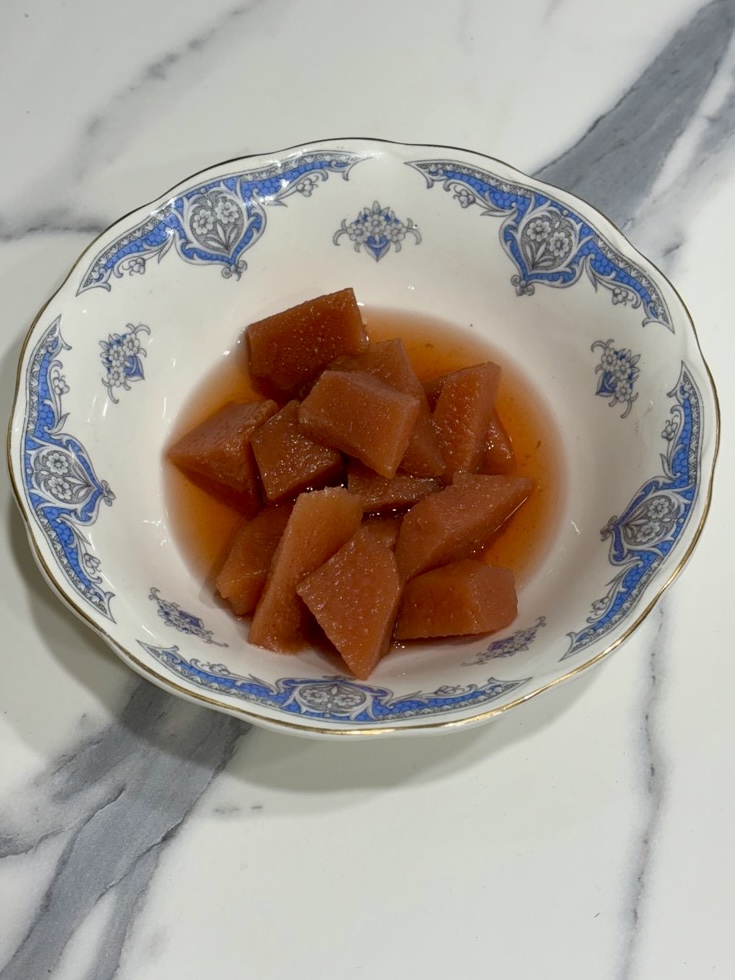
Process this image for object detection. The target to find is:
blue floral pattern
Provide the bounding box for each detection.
[78,151,365,292]
[21,317,115,619]
[464,617,547,665]
[149,588,227,647]
[333,201,421,261]
[100,323,150,403]
[408,159,672,329]
[138,644,530,723]
[592,339,641,418]
[565,364,702,658]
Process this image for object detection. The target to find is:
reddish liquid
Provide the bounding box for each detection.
[164,308,564,588]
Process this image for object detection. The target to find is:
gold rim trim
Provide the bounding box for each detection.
[6,137,721,738]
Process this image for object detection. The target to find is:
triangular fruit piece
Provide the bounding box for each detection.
[299,370,419,479]
[347,461,440,514]
[395,559,517,639]
[331,338,443,476]
[431,362,502,477]
[395,473,533,581]
[249,487,362,652]
[252,401,343,502]
[168,399,277,507]
[246,288,367,398]
[297,526,401,679]
[215,505,293,616]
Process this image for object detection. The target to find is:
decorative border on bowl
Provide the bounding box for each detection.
[408,159,672,329]
[20,317,115,619]
[139,643,531,724]
[78,150,366,292]
[565,362,702,658]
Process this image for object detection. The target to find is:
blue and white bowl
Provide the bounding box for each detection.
[8,139,719,737]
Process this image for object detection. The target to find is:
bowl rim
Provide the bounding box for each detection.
[6,136,722,738]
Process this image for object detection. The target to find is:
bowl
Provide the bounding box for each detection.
[8,138,719,738]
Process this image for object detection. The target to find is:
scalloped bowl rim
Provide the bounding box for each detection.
[7,137,720,738]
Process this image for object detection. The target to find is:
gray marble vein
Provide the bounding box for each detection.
[698,61,735,157]
[628,27,735,267]
[0,684,246,979]
[0,211,109,245]
[538,0,735,228]
[4,1,735,977]
[616,605,668,980]
[0,0,286,243]
[543,0,565,22]
[73,0,272,178]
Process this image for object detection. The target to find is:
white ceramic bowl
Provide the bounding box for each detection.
[8,139,719,737]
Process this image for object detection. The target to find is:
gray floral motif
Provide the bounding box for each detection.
[609,492,682,549]
[333,201,421,261]
[127,256,146,274]
[590,597,609,616]
[44,449,70,475]
[592,339,641,418]
[526,218,552,243]
[51,374,70,397]
[100,323,151,404]
[294,173,321,196]
[453,186,475,208]
[516,209,577,289]
[149,588,227,647]
[186,190,245,256]
[198,662,232,676]
[661,418,678,441]
[295,682,369,716]
[31,440,114,510]
[83,554,102,576]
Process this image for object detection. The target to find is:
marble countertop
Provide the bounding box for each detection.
[1,1,732,977]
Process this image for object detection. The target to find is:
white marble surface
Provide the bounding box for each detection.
[1,1,733,977]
